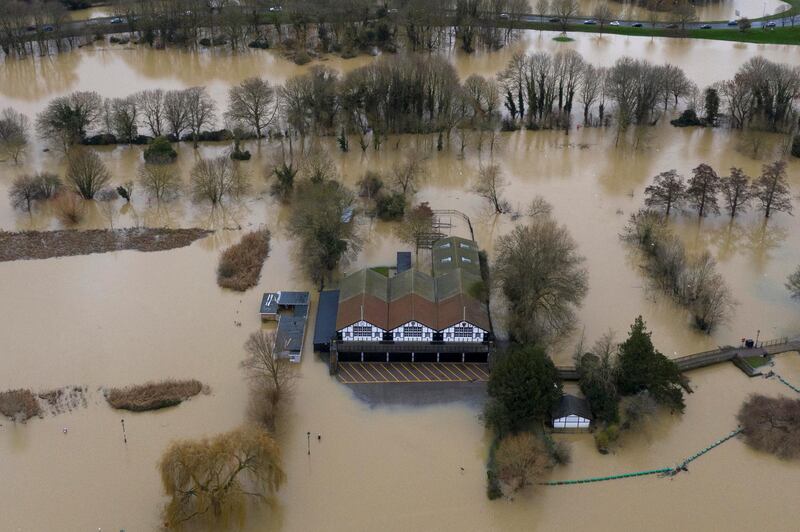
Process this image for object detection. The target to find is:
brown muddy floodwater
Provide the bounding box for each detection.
[1,31,800,531]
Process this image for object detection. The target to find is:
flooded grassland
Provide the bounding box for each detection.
[1,31,800,531]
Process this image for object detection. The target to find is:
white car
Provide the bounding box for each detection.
[609,21,621,26]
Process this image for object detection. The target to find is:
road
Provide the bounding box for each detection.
[18,7,800,42]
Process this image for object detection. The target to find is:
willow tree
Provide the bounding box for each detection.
[159,426,285,528]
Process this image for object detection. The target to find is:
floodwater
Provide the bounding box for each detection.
[577,0,790,20]
[2,31,800,531]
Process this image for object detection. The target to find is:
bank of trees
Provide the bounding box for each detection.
[718,57,800,133]
[622,210,735,332]
[576,317,685,452]
[484,344,567,496]
[644,161,792,220]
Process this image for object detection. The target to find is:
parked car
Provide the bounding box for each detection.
[43,25,54,32]
[700,24,712,29]
[499,13,510,20]
[765,21,777,28]
[727,19,738,26]
[665,23,679,29]
[549,17,561,23]
[631,22,643,27]
[583,19,596,25]
[25,25,36,32]
[110,17,124,24]
[609,21,621,26]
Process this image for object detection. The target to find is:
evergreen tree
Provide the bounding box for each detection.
[485,345,562,435]
[703,87,720,125]
[616,316,685,412]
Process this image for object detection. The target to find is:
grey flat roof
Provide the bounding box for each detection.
[314,290,340,349]
[278,291,310,307]
[260,292,279,314]
[276,316,306,355]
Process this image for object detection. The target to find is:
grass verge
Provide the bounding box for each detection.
[217,229,272,291]
[106,379,204,412]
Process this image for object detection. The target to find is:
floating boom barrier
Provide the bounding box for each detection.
[775,374,800,394]
[541,428,742,487]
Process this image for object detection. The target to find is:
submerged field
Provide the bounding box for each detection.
[1,30,800,531]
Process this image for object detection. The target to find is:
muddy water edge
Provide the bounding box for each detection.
[1,31,800,531]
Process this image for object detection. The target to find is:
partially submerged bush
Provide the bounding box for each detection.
[0,389,41,422]
[738,394,800,460]
[670,109,704,128]
[494,432,553,493]
[143,136,177,164]
[106,379,204,411]
[217,229,271,291]
[55,193,87,225]
[376,191,406,220]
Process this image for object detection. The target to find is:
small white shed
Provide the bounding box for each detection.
[551,395,592,431]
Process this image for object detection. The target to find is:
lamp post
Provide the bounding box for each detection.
[307,432,311,455]
[756,329,760,348]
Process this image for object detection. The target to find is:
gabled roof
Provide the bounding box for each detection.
[551,394,593,420]
[336,237,490,334]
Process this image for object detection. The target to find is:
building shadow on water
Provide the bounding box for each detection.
[344,381,487,409]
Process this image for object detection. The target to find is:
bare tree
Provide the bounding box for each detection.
[527,195,553,218]
[679,251,735,332]
[686,163,720,217]
[738,394,800,460]
[65,149,111,200]
[9,175,39,212]
[301,144,337,183]
[0,108,29,164]
[644,170,685,217]
[552,0,579,33]
[110,96,139,144]
[242,330,297,423]
[36,91,102,150]
[391,153,426,196]
[135,89,166,137]
[495,217,588,345]
[186,87,217,148]
[159,426,286,528]
[164,89,191,139]
[190,156,249,205]
[473,164,509,214]
[752,160,792,218]
[138,163,181,202]
[226,77,277,139]
[787,266,800,299]
[592,3,615,33]
[396,201,434,255]
[535,0,550,23]
[720,167,752,218]
[494,432,553,493]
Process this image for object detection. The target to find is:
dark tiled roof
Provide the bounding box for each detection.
[551,395,593,420]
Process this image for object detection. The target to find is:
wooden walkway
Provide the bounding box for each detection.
[337,362,490,384]
[557,336,800,381]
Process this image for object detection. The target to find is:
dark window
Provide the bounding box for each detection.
[353,325,372,336]
[454,326,472,338]
[404,325,423,337]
